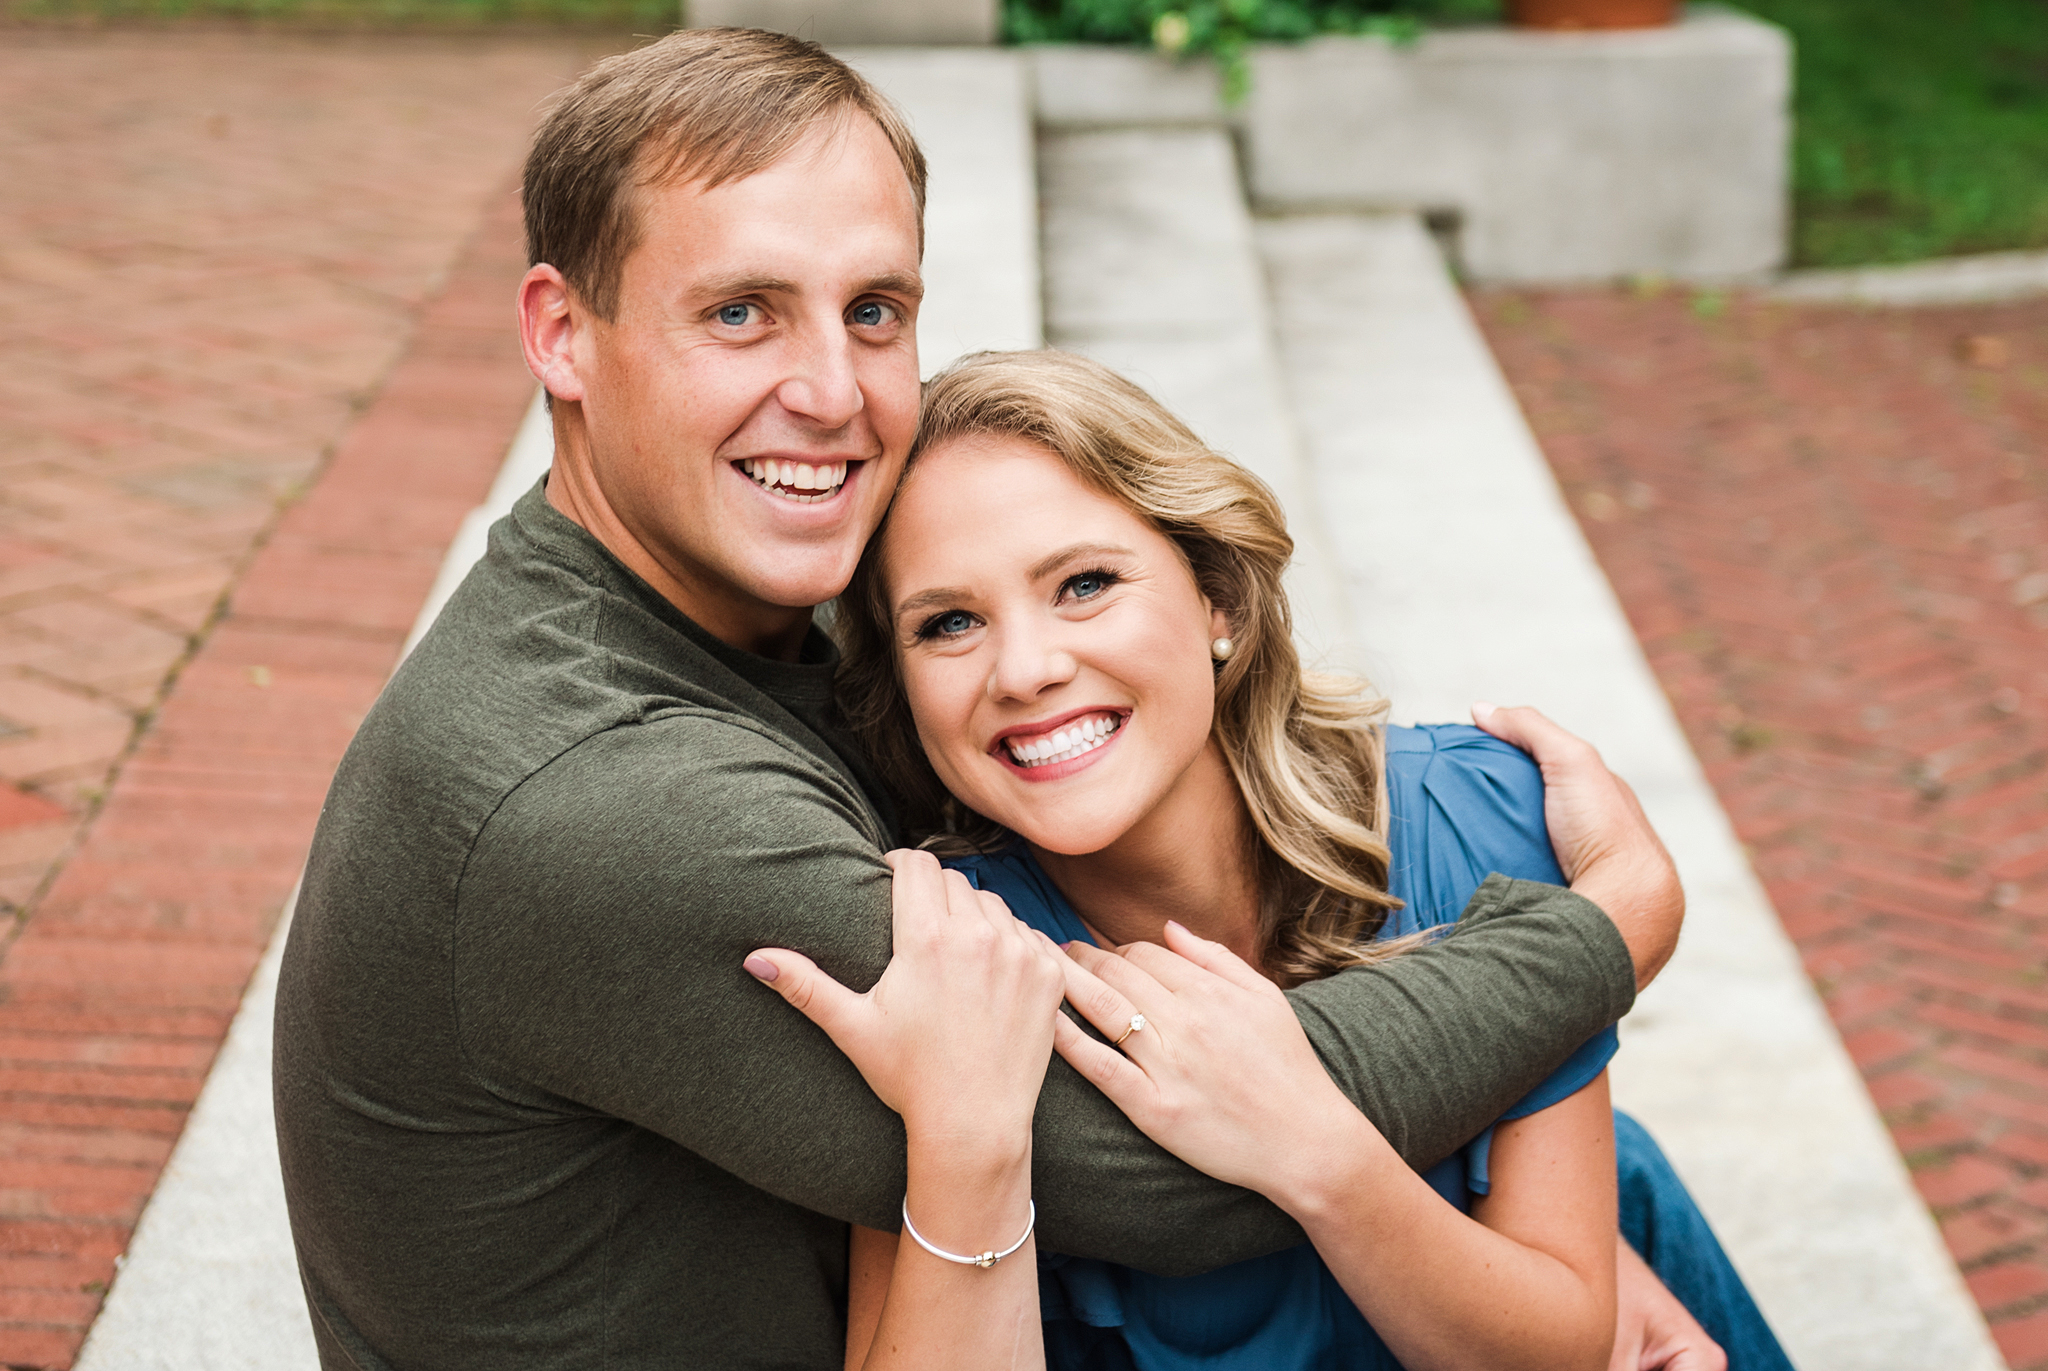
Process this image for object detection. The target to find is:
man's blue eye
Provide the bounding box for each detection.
[852,302,886,327]
[717,304,752,327]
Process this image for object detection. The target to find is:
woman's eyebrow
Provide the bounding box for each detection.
[1028,542,1136,580]
[893,586,970,623]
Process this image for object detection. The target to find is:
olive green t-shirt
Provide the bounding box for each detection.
[273,483,1635,1370]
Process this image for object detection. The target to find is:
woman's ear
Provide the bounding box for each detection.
[1208,605,1233,643]
[519,264,588,404]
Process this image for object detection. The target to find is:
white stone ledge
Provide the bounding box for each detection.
[1029,5,1791,283]
[688,0,997,46]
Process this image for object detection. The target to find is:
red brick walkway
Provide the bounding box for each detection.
[0,31,606,1368]
[1476,288,2048,1370]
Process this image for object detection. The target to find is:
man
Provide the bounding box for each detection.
[275,27,1751,1370]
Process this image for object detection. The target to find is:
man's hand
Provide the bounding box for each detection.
[1472,703,1684,990]
[1612,1237,1727,1371]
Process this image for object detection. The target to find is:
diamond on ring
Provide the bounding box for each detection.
[1113,1013,1147,1047]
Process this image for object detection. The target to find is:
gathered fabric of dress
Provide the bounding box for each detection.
[948,723,1620,1371]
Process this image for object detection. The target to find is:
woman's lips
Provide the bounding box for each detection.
[992,710,1127,780]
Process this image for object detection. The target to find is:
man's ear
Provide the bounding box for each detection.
[519,264,588,404]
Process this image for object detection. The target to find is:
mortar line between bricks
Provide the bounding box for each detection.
[0,173,524,977]
[0,174,537,1370]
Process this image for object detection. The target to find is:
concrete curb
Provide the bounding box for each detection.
[1773,249,2048,307]
[1256,209,2006,1371]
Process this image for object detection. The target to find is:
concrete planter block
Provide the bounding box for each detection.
[688,0,997,46]
[1031,43,1224,127]
[1243,7,1791,281]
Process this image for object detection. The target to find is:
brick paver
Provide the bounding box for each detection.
[1475,287,2048,1368]
[0,30,612,1367]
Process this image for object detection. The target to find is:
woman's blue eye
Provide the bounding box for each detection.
[851,302,887,327]
[1067,571,1116,600]
[717,303,753,327]
[933,610,974,636]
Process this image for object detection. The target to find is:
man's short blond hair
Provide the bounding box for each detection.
[523,28,928,321]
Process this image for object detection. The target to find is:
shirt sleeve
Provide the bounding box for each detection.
[458,714,1635,1278]
[1386,725,1623,1114]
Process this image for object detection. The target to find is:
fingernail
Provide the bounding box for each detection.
[1166,920,1186,935]
[743,955,779,983]
[1472,701,1496,720]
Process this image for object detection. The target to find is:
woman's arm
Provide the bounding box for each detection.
[748,851,1057,1371]
[1055,922,1616,1371]
[1294,1077,1617,1371]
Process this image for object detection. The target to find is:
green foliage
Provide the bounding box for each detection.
[1002,0,1498,101]
[1732,0,2048,266]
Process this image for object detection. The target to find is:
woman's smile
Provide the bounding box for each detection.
[991,708,1129,777]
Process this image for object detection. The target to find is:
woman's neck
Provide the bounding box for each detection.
[1029,739,1265,969]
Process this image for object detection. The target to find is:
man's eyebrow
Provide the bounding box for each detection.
[859,270,925,301]
[691,271,801,301]
[1028,542,1136,581]
[687,271,925,303]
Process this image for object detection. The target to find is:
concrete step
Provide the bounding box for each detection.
[1037,125,1360,673]
[1253,208,2006,1371]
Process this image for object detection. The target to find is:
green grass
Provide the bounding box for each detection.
[1732,0,2048,267]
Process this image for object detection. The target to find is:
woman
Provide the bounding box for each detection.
[743,352,1729,1370]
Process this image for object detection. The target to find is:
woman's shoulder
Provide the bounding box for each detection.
[1381,723,1562,935]
[941,846,1094,946]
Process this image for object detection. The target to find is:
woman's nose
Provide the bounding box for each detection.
[986,625,1077,703]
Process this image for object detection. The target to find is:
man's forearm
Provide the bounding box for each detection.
[1024,877,1634,1275]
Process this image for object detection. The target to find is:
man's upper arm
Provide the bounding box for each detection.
[457,716,915,1228]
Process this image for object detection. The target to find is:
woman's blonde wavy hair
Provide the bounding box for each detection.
[835,350,1408,986]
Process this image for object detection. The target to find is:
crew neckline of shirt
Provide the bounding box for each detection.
[506,477,839,709]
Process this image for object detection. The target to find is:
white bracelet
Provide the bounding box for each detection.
[899,1198,1036,1269]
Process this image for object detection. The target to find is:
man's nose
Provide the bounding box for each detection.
[774,317,864,431]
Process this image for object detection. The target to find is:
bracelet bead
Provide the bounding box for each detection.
[899,1198,1036,1269]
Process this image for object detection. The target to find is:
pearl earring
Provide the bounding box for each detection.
[1210,637,1235,661]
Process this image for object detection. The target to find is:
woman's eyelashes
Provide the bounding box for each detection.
[907,569,1125,642]
[1058,568,1123,605]
[913,608,980,642]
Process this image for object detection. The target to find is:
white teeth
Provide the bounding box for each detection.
[740,459,851,502]
[1006,714,1121,769]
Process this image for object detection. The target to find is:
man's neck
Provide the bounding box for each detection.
[544,423,815,663]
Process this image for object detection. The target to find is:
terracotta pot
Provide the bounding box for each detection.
[1506,0,1677,29]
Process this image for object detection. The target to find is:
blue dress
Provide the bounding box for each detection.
[947,723,1620,1371]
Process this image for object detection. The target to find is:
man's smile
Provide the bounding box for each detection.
[737,456,853,503]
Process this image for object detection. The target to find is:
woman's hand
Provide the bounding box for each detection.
[1049,920,1385,1212]
[1471,702,1684,990]
[745,849,1066,1146]
[751,852,1060,1371]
